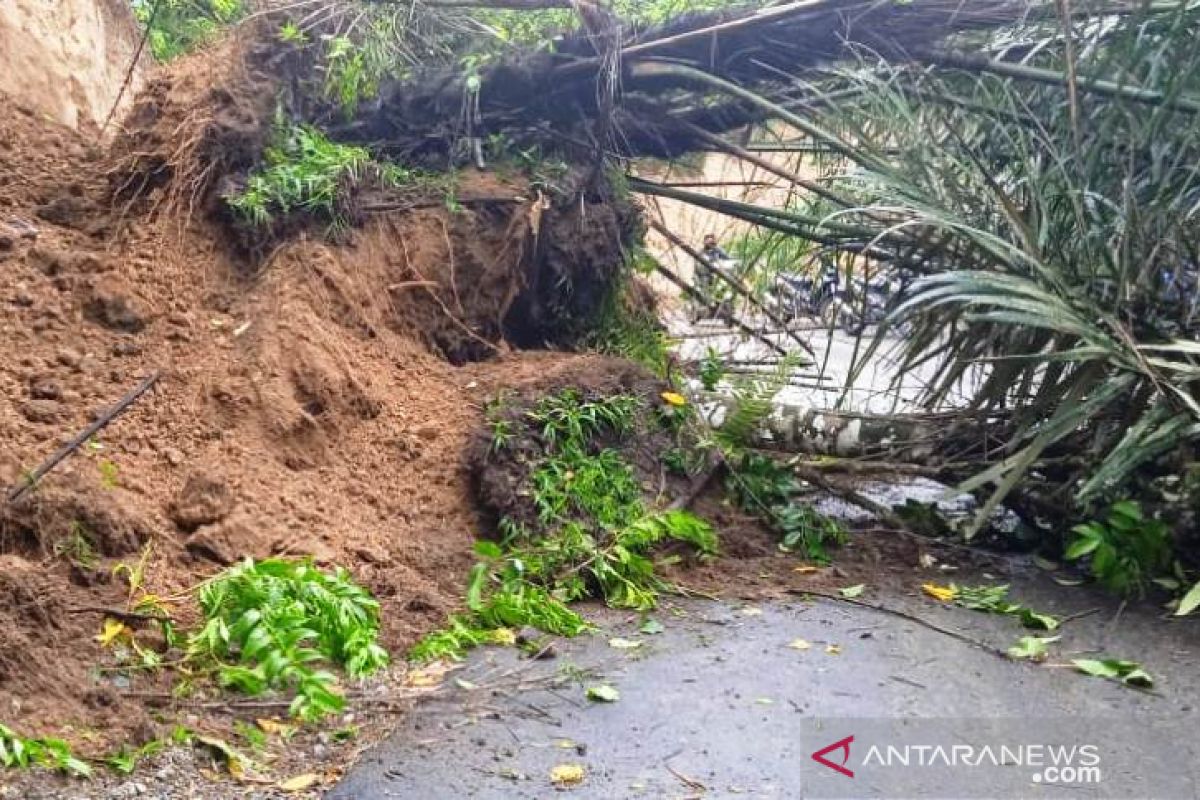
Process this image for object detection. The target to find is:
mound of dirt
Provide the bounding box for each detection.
[0,37,642,754]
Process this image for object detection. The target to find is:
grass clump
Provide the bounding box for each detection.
[225,117,421,232]
[585,280,672,379]
[413,389,716,661]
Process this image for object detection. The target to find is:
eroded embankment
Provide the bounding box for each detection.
[0,36,640,756]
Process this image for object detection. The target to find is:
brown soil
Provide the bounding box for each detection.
[0,36,639,759]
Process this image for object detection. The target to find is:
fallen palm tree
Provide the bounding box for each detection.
[666,2,1200,556]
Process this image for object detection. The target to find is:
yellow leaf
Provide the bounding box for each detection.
[793,565,820,574]
[96,618,131,647]
[660,391,687,407]
[825,644,842,655]
[922,583,957,603]
[404,663,453,687]
[256,718,294,736]
[550,763,586,787]
[488,628,517,646]
[740,606,763,617]
[787,638,812,651]
[278,773,320,792]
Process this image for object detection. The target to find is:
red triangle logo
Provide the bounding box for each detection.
[811,734,855,778]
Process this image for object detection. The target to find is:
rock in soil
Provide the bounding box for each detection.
[169,470,236,532]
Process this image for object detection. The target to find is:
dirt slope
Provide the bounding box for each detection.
[0,44,631,754]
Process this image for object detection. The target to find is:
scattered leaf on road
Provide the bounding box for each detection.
[1007,635,1059,662]
[787,638,812,651]
[278,773,319,792]
[825,644,842,655]
[550,764,586,787]
[608,637,642,650]
[639,619,664,635]
[1176,581,1200,617]
[586,685,620,703]
[754,697,774,705]
[740,606,763,616]
[1018,609,1060,631]
[839,584,866,599]
[793,565,820,574]
[918,553,938,569]
[922,583,957,602]
[1072,658,1154,687]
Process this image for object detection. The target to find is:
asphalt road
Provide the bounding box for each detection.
[331,574,1200,800]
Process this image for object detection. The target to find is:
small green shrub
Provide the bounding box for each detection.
[1066,500,1173,596]
[188,558,389,720]
[225,120,376,230]
[726,452,846,563]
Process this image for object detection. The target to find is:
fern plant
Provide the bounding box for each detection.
[715,353,803,449]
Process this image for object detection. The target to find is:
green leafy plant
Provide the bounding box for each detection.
[1065,501,1172,596]
[103,739,166,775]
[225,117,413,232]
[53,522,98,569]
[131,0,245,61]
[188,558,389,721]
[416,390,715,661]
[0,724,91,777]
[698,347,726,391]
[725,451,846,563]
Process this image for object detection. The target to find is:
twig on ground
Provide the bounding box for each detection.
[664,760,707,792]
[7,371,161,503]
[67,606,172,623]
[1059,607,1101,624]
[787,587,1013,661]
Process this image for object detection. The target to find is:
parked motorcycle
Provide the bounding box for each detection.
[770,260,840,323]
[771,258,914,335]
